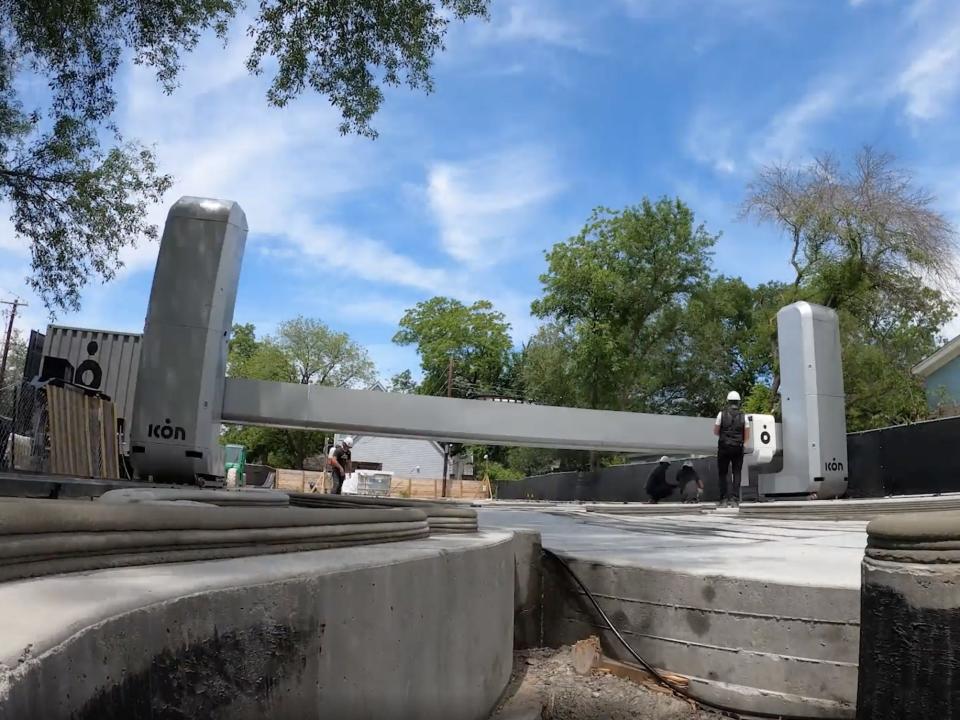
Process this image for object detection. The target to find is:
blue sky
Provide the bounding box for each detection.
[3,0,960,381]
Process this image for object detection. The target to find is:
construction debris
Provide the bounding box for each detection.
[490,642,717,720]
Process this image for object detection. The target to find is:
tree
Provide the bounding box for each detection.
[227,323,259,369]
[222,318,377,468]
[525,198,715,472]
[275,316,376,388]
[393,297,514,398]
[2,1,490,311]
[838,286,952,429]
[0,325,26,413]
[742,147,956,304]
[655,277,783,416]
[531,198,716,413]
[389,369,418,394]
[520,323,581,407]
[742,147,957,429]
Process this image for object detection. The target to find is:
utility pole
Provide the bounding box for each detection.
[441,354,454,498]
[0,297,25,393]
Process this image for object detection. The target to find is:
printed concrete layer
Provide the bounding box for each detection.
[0,498,430,582]
[582,502,718,514]
[741,492,960,521]
[481,508,865,718]
[0,531,515,720]
[289,492,479,533]
[99,487,291,507]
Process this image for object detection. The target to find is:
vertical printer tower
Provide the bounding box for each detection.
[130,197,247,482]
[759,302,848,498]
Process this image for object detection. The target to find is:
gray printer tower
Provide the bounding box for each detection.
[130,197,247,481]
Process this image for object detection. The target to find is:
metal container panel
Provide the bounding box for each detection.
[41,325,142,422]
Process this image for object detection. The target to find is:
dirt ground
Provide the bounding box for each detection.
[489,646,721,720]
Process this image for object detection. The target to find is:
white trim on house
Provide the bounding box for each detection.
[913,335,960,379]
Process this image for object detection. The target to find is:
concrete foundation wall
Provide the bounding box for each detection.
[0,533,515,720]
[510,530,543,649]
[541,555,859,718]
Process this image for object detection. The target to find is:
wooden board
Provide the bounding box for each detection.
[389,477,490,500]
[275,468,329,493]
[271,470,490,499]
[46,384,120,479]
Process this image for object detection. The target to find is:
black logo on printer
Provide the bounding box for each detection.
[149,419,186,441]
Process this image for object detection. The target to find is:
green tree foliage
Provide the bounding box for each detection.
[658,277,784,416]
[504,446,593,475]
[2,0,489,310]
[222,319,376,468]
[743,147,957,429]
[531,198,716,413]
[275,316,376,387]
[388,369,418,394]
[742,382,776,415]
[393,296,514,397]
[0,325,26,413]
[483,461,522,482]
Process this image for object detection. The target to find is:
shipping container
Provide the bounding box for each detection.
[41,325,142,426]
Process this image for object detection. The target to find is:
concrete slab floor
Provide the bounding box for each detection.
[479,508,866,589]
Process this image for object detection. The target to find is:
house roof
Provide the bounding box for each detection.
[913,335,960,379]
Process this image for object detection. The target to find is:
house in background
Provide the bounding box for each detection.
[913,336,960,417]
[334,383,473,480]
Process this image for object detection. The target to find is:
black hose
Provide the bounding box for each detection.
[542,547,847,720]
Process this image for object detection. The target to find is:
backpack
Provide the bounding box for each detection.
[719,407,745,449]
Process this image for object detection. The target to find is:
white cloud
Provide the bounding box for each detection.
[685,109,740,175]
[755,80,844,163]
[617,0,780,23]
[897,14,960,120]
[473,0,588,51]
[106,18,467,306]
[426,145,563,266]
[338,296,412,326]
[279,218,451,294]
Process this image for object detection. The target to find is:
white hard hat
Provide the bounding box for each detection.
[342,436,354,448]
[683,460,693,468]
[727,391,741,403]
[659,456,670,463]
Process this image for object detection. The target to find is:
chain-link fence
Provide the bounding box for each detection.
[0,380,49,473]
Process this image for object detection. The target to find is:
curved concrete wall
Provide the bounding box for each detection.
[543,556,859,718]
[0,532,514,720]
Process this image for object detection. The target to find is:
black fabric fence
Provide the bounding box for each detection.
[495,416,960,502]
[846,416,960,498]
[495,455,725,503]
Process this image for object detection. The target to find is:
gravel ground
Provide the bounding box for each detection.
[489,646,721,720]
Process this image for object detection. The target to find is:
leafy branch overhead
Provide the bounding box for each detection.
[0,0,490,311]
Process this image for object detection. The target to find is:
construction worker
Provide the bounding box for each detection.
[645,456,674,503]
[327,436,353,495]
[677,461,703,503]
[714,391,749,507]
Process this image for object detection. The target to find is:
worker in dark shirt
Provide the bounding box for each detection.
[713,391,749,507]
[327,436,353,495]
[677,461,703,503]
[645,456,674,503]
